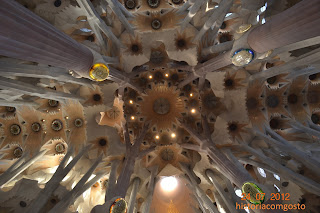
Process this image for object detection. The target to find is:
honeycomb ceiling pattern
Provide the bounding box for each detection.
[0,0,320,213]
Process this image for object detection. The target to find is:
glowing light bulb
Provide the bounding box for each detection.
[191,108,196,114]
[190,93,193,97]
[161,176,178,192]
[131,116,135,120]
[165,73,169,77]
[129,100,133,104]
[155,135,160,139]
[171,133,176,138]
[149,75,153,79]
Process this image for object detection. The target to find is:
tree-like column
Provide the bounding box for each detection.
[0,0,93,73]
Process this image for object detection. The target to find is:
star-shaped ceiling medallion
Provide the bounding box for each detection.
[246,80,267,130]
[143,144,190,173]
[140,83,184,131]
[98,98,125,130]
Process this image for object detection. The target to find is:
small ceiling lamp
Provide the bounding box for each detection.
[149,75,153,79]
[131,116,135,120]
[89,63,109,81]
[191,108,196,114]
[232,49,254,66]
[171,133,176,138]
[155,135,160,139]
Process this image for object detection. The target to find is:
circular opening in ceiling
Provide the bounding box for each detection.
[160,176,178,192]
[266,76,277,84]
[309,73,317,80]
[48,99,59,107]
[153,98,170,115]
[131,44,140,52]
[151,19,162,30]
[225,79,234,87]
[93,94,102,102]
[148,0,160,8]
[177,39,186,48]
[172,0,182,4]
[125,0,136,9]
[54,0,61,7]
[99,138,107,146]
[10,124,21,135]
[6,106,16,112]
[220,22,226,29]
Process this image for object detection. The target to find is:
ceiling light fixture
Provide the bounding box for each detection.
[160,176,178,192]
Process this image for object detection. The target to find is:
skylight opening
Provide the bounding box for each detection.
[273,173,280,181]
[257,167,266,178]
[80,28,92,33]
[235,189,243,197]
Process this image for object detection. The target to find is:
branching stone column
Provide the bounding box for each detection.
[179,115,254,188]
[206,170,238,213]
[248,0,320,53]
[181,163,219,213]
[127,177,141,213]
[0,0,93,73]
[142,166,158,213]
[111,122,149,198]
[105,160,120,202]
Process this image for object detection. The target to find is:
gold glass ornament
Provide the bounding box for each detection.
[232,49,254,66]
[89,63,109,81]
[236,24,252,34]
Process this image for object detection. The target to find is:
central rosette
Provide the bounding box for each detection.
[140,84,184,131]
[153,97,170,115]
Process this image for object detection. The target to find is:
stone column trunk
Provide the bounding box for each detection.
[0,0,93,73]
[248,0,320,53]
[127,178,141,213]
[105,160,120,202]
[114,156,136,197]
[207,147,254,188]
